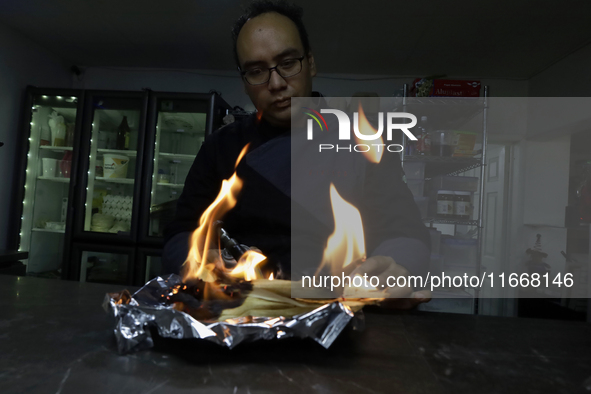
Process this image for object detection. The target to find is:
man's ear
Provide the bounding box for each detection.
[307,51,317,77]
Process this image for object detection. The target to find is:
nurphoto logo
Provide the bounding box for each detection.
[304,108,418,154]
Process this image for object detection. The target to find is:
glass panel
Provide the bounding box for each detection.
[149,99,208,236]
[83,97,142,234]
[19,94,80,278]
[80,251,128,285]
[145,255,162,282]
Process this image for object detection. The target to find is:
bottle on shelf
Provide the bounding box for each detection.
[40,127,51,146]
[415,116,430,156]
[116,116,130,150]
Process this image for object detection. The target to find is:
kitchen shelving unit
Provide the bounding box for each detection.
[401,84,489,314]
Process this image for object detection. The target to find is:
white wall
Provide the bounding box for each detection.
[503,45,591,310]
[523,135,571,227]
[0,23,72,249]
[526,97,591,140]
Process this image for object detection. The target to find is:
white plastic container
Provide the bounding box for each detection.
[103,154,129,178]
[42,158,57,177]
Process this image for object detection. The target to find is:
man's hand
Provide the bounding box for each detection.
[349,256,431,310]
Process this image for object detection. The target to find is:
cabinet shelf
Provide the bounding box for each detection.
[39,146,73,152]
[405,97,485,106]
[404,155,483,178]
[32,227,65,234]
[404,97,485,130]
[158,152,196,161]
[423,217,479,226]
[159,129,205,135]
[95,177,134,184]
[97,149,137,157]
[156,182,184,188]
[37,176,70,183]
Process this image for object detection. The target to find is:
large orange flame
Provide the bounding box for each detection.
[354,102,384,164]
[230,250,267,281]
[316,183,366,276]
[183,145,262,283]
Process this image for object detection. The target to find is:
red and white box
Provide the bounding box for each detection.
[412,79,481,97]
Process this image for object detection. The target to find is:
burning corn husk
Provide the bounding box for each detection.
[218,279,375,320]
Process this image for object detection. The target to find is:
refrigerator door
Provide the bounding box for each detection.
[136,247,163,285]
[74,91,148,245]
[138,93,231,246]
[15,89,83,278]
[72,243,135,285]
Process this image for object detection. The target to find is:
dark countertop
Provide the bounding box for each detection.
[1,275,591,394]
[0,250,28,264]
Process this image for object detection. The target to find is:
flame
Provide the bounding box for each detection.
[183,144,261,283]
[316,184,366,276]
[268,273,274,280]
[230,250,267,281]
[355,102,384,164]
[183,173,243,281]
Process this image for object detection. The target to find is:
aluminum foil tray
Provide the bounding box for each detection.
[104,274,361,354]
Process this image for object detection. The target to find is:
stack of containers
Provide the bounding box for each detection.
[428,175,478,220]
[102,195,133,228]
[403,161,428,218]
[427,175,479,272]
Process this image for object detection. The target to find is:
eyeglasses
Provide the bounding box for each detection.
[240,56,305,85]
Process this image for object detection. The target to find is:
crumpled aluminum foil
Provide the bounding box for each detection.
[103,274,363,354]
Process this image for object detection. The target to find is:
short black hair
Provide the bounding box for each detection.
[231,0,311,69]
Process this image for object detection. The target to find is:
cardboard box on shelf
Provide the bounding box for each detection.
[412,79,481,97]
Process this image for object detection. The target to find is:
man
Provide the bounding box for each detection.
[163,1,431,305]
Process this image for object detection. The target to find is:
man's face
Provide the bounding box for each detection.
[236,12,316,127]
